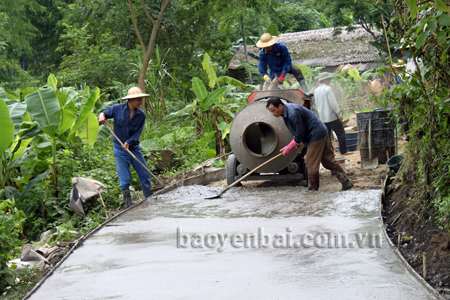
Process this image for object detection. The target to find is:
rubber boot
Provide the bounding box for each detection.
[122,187,132,208]
[333,168,354,191]
[144,190,153,198]
[299,79,309,93]
[308,174,320,191]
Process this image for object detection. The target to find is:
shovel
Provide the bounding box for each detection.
[362,118,378,169]
[104,123,164,192]
[205,152,284,199]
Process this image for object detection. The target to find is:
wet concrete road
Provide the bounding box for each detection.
[30,186,438,300]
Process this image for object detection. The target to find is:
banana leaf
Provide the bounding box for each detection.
[192,77,208,101]
[47,73,57,91]
[203,53,217,89]
[77,113,99,146]
[201,87,227,112]
[68,87,100,140]
[58,108,77,135]
[267,24,279,37]
[11,136,32,160]
[8,102,27,134]
[19,123,43,139]
[0,99,15,154]
[217,121,231,140]
[216,76,246,89]
[95,125,111,143]
[164,102,196,120]
[0,87,6,100]
[203,121,216,150]
[25,88,61,134]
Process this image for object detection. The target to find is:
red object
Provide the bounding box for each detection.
[280,139,302,155]
[278,73,286,83]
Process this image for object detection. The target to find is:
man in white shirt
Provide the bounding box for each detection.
[401,39,424,79]
[313,72,353,155]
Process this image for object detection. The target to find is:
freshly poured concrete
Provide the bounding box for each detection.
[30,186,438,300]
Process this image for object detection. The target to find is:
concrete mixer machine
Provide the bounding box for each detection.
[227,89,312,186]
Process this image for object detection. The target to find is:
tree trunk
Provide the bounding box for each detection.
[238,0,253,85]
[128,0,171,93]
[212,109,226,157]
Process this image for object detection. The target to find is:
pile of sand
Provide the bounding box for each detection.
[343,114,358,131]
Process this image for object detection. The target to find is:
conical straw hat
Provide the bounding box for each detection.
[256,33,279,48]
[122,87,150,100]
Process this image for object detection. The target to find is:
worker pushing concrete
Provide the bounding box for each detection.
[98,87,153,208]
[266,96,353,191]
[257,33,308,93]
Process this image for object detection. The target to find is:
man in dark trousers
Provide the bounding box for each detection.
[266,97,353,191]
[313,72,353,155]
[98,87,153,207]
[257,33,308,93]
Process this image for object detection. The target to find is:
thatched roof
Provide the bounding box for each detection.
[228,26,382,71]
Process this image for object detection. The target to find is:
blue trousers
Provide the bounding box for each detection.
[113,147,153,197]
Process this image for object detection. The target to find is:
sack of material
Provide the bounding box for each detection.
[68,177,107,217]
[267,76,279,91]
[365,79,383,98]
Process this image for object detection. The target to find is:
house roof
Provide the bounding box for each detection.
[228,26,382,71]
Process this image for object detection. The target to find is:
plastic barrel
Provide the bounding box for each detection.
[357,110,396,164]
[345,132,358,140]
[337,133,358,152]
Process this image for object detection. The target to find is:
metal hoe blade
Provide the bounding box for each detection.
[363,118,378,169]
[205,153,284,199]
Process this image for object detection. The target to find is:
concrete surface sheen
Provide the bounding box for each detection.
[30,186,437,300]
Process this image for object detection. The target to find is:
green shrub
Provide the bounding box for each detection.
[0,200,25,295]
[22,139,124,241]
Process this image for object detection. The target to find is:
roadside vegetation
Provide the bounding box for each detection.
[1,0,450,298]
[376,0,450,230]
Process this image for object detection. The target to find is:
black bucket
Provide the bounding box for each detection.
[387,155,404,173]
[357,110,396,164]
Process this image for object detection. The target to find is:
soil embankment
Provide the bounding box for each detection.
[382,177,450,298]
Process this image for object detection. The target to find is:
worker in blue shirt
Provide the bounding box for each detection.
[257,33,308,93]
[98,87,153,207]
[266,97,353,191]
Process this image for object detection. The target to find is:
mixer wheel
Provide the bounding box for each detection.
[226,154,242,186]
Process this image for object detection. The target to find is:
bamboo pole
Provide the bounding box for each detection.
[423,252,427,280]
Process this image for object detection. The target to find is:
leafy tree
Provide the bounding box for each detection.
[0,0,38,54]
[25,0,72,78]
[0,1,38,90]
[273,2,325,33]
[57,24,133,88]
[127,0,171,92]
[166,53,247,156]
[303,0,393,38]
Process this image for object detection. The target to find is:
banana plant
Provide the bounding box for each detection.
[165,53,247,156]
[25,87,60,186]
[0,88,49,201]
[24,74,101,188]
[67,86,100,146]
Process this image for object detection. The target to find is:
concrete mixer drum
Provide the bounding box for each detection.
[226,89,311,186]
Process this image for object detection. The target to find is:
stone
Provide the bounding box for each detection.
[20,244,36,260]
